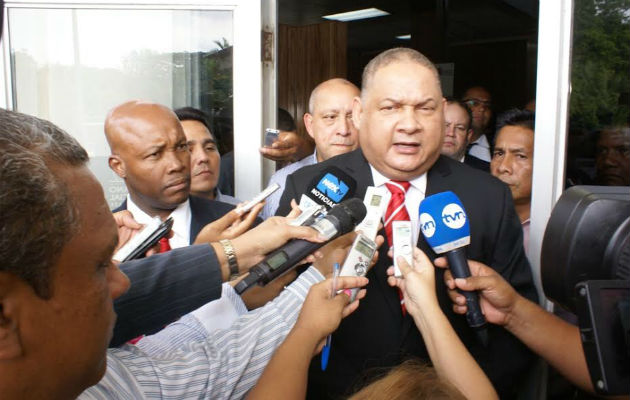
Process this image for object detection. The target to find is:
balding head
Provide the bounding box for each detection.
[105,100,191,218]
[304,78,360,162]
[308,78,359,114]
[361,47,441,101]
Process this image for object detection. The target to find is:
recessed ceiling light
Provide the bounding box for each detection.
[323,8,390,22]
[396,34,411,40]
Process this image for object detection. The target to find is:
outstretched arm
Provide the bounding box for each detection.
[437,257,593,393]
[247,276,368,400]
[387,248,498,400]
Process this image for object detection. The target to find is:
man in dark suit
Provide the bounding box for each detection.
[276,48,538,398]
[105,100,236,248]
[442,98,490,172]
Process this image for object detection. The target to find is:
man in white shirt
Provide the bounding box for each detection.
[490,109,535,252]
[105,100,236,249]
[175,106,240,205]
[462,86,493,162]
[261,78,360,219]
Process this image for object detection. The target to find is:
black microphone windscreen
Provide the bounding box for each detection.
[328,198,367,234]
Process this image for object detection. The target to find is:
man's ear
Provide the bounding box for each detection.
[351,96,362,132]
[0,274,24,360]
[108,155,126,179]
[303,113,315,140]
[466,129,474,143]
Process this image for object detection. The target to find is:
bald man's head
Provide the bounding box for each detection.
[304,78,360,162]
[105,101,191,218]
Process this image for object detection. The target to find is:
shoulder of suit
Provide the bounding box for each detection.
[189,195,235,213]
[433,155,505,191]
[286,149,362,181]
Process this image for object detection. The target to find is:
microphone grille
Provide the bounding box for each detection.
[328,198,367,234]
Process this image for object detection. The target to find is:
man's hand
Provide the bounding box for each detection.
[259,131,301,162]
[312,233,384,277]
[386,247,440,319]
[194,203,263,244]
[435,257,519,326]
[237,270,298,310]
[113,210,143,252]
[228,213,324,273]
[294,275,369,354]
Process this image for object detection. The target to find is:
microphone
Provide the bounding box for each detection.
[298,166,357,210]
[419,191,488,346]
[235,198,367,294]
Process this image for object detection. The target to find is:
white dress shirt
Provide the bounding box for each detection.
[369,166,427,244]
[126,195,192,249]
[467,134,492,162]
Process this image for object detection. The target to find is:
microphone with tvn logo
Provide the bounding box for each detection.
[419,191,488,346]
[298,166,357,211]
[235,198,367,294]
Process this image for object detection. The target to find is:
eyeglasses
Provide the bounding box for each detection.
[463,99,492,109]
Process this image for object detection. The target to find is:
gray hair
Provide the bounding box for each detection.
[361,47,441,99]
[0,109,88,298]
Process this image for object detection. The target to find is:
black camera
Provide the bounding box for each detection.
[541,185,629,395]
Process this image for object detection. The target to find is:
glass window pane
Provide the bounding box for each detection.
[567,0,630,187]
[9,7,234,207]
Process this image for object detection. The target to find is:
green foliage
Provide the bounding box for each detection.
[570,0,630,131]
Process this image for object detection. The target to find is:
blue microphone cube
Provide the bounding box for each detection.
[419,191,470,254]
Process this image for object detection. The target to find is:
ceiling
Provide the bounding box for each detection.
[277,0,539,52]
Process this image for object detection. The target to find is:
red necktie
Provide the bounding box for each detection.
[384,180,411,315]
[158,237,171,253]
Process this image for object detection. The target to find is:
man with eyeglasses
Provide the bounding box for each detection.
[462,86,493,162]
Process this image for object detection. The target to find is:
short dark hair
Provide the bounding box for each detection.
[445,98,473,130]
[174,106,217,142]
[496,109,535,138]
[0,109,89,298]
[277,108,296,132]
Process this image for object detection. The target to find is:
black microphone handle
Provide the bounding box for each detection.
[446,247,487,329]
[234,238,324,294]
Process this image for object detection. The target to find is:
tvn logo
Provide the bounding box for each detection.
[441,203,466,229]
[316,173,349,203]
[419,213,436,238]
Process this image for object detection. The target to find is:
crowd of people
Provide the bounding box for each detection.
[1,46,626,400]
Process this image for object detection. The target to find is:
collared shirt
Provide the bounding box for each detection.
[126,195,191,249]
[468,134,492,162]
[79,267,324,400]
[135,282,248,357]
[216,189,240,206]
[369,166,427,244]
[261,152,318,219]
[522,218,531,254]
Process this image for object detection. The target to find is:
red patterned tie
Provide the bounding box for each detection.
[384,180,411,315]
[158,237,171,253]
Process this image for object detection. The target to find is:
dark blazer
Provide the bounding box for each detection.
[464,153,491,172]
[113,195,235,243]
[276,149,539,399]
[111,244,223,346]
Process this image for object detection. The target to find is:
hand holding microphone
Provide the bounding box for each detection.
[235,198,367,294]
[419,191,488,346]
